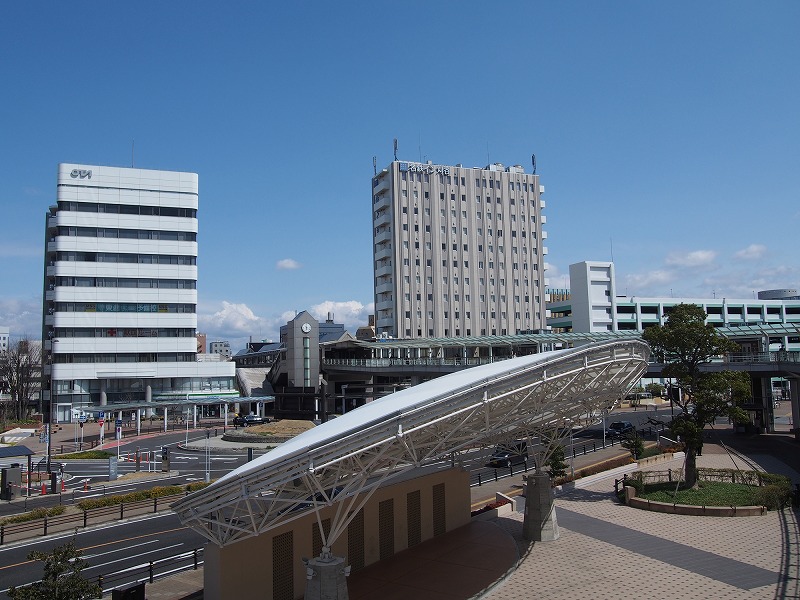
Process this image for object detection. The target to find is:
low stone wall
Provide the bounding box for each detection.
[625,487,766,517]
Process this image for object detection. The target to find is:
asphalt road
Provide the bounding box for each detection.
[0,512,206,598]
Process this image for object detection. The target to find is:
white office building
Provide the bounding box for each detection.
[0,326,8,354]
[42,164,236,423]
[372,159,548,339]
[547,261,800,350]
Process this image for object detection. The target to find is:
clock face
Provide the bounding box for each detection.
[301,323,312,333]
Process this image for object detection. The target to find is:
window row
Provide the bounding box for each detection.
[56,226,196,242]
[53,352,196,364]
[51,303,196,313]
[53,252,196,265]
[53,277,196,289]
[57,201,196,218]
[53,328,196,338]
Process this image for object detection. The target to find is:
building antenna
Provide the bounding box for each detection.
[418,133,422,163]
[373,156,377,175]
[393,138,398,161]
[486,142,490,166]
[610,238,615,264]
[531,153,537,175]
[131,140,135,167]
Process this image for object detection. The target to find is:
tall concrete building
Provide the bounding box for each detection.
[42,164,236,423]
[372,159,548,339]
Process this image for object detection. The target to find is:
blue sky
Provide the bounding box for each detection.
[1,2,798,351]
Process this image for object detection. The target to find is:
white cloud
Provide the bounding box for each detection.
[734,244,767,260]
[622,270,676,294]
[0,297,43,338]
[664,250,717,268]
[276,258,301,270]
[198,301,268,340]
[309,300,374,330]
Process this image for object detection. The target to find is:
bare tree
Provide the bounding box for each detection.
[0,337,42,422]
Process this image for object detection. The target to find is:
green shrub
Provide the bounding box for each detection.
[55,450,114,460]
[640,446,662,459]
[186,481,213,492]
[77,485,184,511]
[624,473,645,494]
[0,505,65,525]
[753,484,791,510]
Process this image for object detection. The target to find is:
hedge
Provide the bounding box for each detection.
[0,505,65,525]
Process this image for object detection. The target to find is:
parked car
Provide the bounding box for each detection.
[233,414,270,427]
[486,440,529,468]
[607,421,634,438]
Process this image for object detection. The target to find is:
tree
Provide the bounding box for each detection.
[621,429,644,459]
[545,443,568,479]
[8,540,102,599]
[643,304,750,487]
[0,337,41,422]
[644,382,666,397]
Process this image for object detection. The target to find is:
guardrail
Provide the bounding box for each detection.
[96,547,203,598]
[0,492,187,545]
[471,423,668,487]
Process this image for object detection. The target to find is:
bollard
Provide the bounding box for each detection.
[41,483,47,495]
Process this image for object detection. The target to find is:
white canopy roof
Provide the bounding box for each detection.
[173,340,649,547]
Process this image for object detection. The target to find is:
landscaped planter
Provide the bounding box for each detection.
[625,486,767,517]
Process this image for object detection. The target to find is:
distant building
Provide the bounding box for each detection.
[209,341,232,360]
[356,315,376,341]
[0,326,8,353]
[196,333,207,354]
[372,158,548,339]
[41,164,236,422]
[547,261,800,350]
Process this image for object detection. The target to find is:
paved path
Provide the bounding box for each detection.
[480,436,800,600]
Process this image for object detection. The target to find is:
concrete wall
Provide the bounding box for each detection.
[203,467,471,600]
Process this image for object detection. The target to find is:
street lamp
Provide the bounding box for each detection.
[205,429,211,483]
[568,420,574,479]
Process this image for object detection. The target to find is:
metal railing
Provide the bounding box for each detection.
[469,425,668,487]
[96,547,203,598]
[0,492,187,545]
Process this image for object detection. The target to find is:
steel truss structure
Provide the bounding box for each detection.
[173,340,649,549]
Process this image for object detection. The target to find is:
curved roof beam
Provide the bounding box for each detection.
[173,340,649,547]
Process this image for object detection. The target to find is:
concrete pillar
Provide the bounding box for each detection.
[790,378,800,440]
[145,383,152,418]
[100,380,107,406]
[758,377,773,433]
[164,406,168,433]
[303,549,350,600]
[522,472,559,542]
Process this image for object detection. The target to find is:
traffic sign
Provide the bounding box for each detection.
[98,418,104,426]
[79,414,87,423]
[115,419,122,427]
[98,411,105,419]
